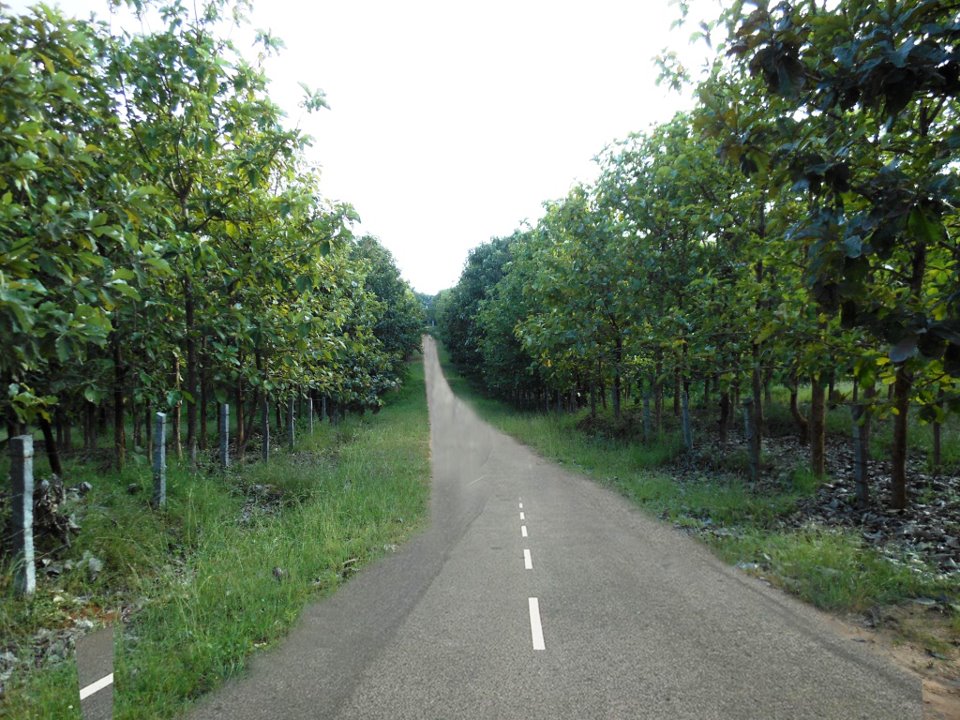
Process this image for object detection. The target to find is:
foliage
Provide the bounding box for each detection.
[0,0,422,465]
[440,0,960,510]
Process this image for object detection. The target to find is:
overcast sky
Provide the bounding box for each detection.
[12,0,719,294]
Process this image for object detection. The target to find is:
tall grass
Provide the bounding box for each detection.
[1,360,430,719]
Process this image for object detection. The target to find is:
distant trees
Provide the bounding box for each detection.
[438,0,959,510]
[0,0,422,470]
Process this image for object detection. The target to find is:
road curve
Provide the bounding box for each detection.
[189,335,921,719]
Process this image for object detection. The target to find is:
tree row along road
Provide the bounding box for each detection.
[190,336,920,719]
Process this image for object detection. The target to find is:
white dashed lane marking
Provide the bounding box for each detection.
[521,525,528,538]
[528,598,545,650]
[79,673,113,701]
[523,548,533,570]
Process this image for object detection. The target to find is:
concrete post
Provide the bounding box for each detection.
[152,413,166,508]
[10,435,35,596]
[219,403,229,469]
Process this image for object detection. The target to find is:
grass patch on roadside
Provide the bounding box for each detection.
[438,348,956,615]
[1,359,430,719]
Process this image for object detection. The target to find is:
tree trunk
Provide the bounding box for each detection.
[39,416,63,478]
[654,357,663,433]
[173,354,183,460]
[235,381,246,458]
[642,390,652,443]
[145,407,153,460]
[851,403,870,508]
[932,389,944,473]
[890,365,912,509]
[673,368,681,417]
[612,337,623,418]
[810,374,826,478]
[199,339,208,452]
[719,390,730,446]
[681,389,692,451]
[113,336,126,469]
[184,276,198,466]
[789,375,808,444]
[751,344,764,441]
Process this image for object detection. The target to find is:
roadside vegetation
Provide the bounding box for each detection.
[0,358,430,719]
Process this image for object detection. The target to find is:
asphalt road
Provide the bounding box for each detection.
[189,336,921,719]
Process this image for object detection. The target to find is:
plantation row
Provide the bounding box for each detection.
[436,0,959,510]
[1,1,423,470]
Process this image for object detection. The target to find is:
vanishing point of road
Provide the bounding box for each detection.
[190,336,921,719]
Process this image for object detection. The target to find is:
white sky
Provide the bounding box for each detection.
[11,0,720,294]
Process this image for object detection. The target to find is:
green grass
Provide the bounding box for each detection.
[438,348,957,616]
[1,359,430,719]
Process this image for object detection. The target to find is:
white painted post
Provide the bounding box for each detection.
[152,413,166,508]
[308,398,314,434]
[219,403,229,469]
[10,435,35,596]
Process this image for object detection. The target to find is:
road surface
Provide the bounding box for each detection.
[189,336,921,719]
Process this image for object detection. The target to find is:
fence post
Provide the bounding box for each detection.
[287,397,295,450]
[308,397,314,434]
[10,435,36,597]
[219,403,229,469]
[152,413,166,508]
[261,398,270,461]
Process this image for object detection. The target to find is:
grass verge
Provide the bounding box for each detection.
[1,358,429,719]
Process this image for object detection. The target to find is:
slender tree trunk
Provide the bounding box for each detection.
[184,276,198,466]
[613,338,623,419]
[719,390,731,446]
[890,365,912,509]
[673,368,681,417]
[654,357,663,433]
[932,389,944,473]
[789,374,808,444]
[751,344,764,442]
[145,408,153,460]
[173,354,183,461]
[810,373,826,477]
[199,339,208,452]
[590,382,597,418]
[38,417,63,478]
[113,335,126,469]
[851,403,870,508]
[235,380,245,458]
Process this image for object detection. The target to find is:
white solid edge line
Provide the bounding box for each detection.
[523,548,533,570]
[521,525,528,538]
[520,511,525,520]
[529,598,545,650]
[79,672,114,701]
